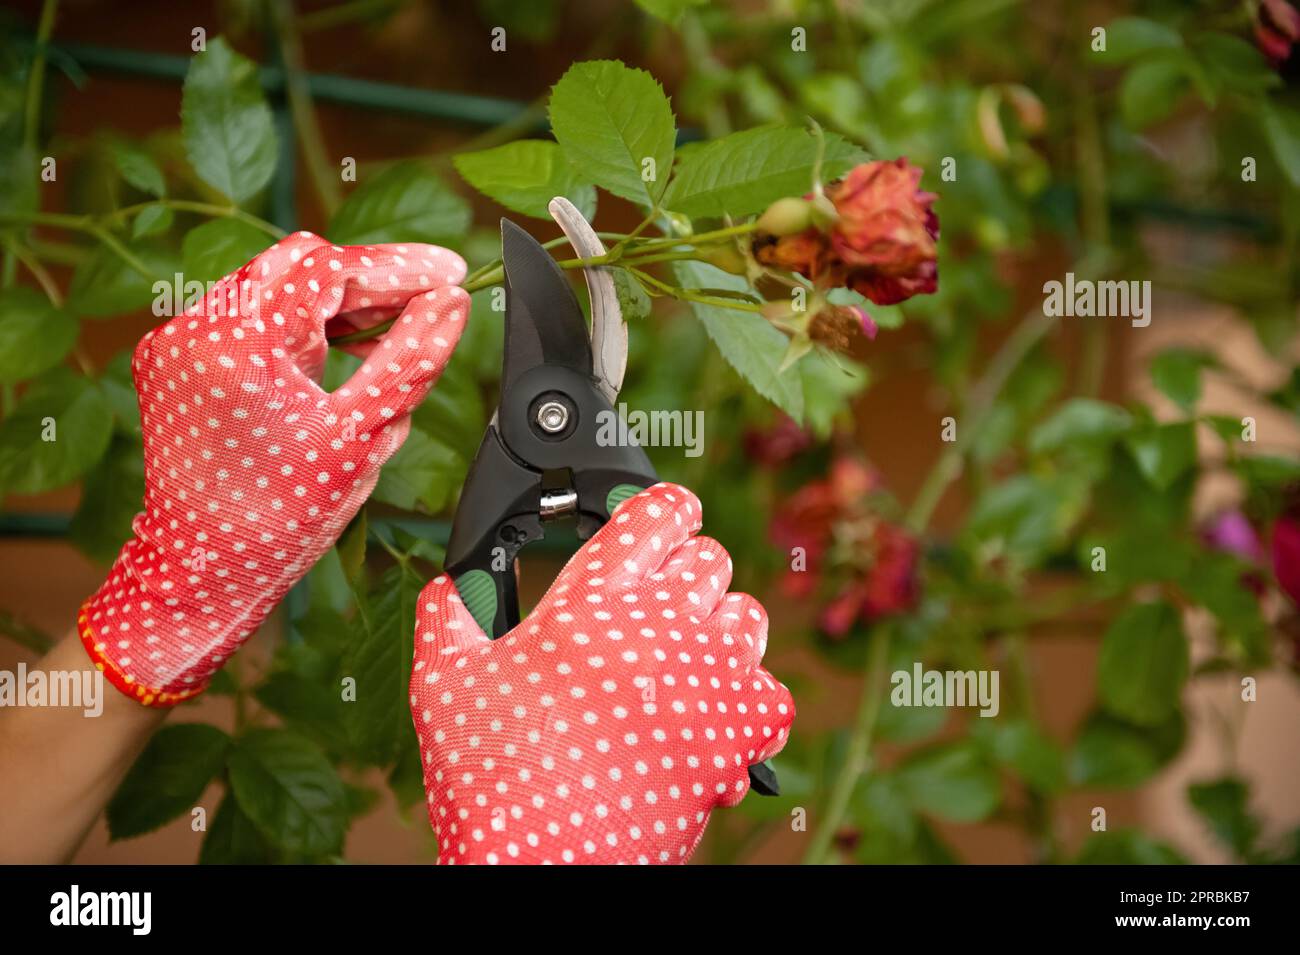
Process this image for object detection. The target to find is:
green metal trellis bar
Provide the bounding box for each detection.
[53,40,538,128]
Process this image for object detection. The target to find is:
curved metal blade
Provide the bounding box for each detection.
[548,197,626,404]
[500,218,592,388]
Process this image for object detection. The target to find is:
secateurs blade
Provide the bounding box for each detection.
[443,197,779,797]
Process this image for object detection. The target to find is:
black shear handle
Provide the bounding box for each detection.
[443,427,541,637]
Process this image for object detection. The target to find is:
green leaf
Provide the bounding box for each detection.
[112,141,166,197]
[612,268,653,323]
[825,286,867,307]
[1205,414,1246,445]
[0,145,39,218]
[199,792,275,864]
[1261,103,1300,189]
[1097,601,1188,726]
[1178,554,1270,664]
[798,352,867,439]
[1150,348,1213,413]
[453,140,596,220]
[876,694,948,744]
[69,434,144,564]
[1192,33,1279,95]
[826,288,906,332]
[336,508,368,587]
[253,670,348,755]
[329,161,471,247]
[800,73,871,134]
[549,60,676,205]
[66,243,177,319]
[181,37,277,203]
[343,564,424,765]
[1028,398,1131,455]
[99,349,141,437]
[387,742,427,811]
[0,287,78,384]
[1119,57,1188,129]
[372,425,465,513]
[674,261,803,419]
[181,219,269,284]
[1188,777,1259,858]
[0,368,114,494]
[131,204,174,239]
[1101,17,1183,62]
[966,474,1074,566]
[477,0,561,38]
[1124,420,1197,490]
[871,304,908,329]
[851,772,956,864]
[412,351,487,463]
[226,728,348,856]
[735,65,786,124]
[0,610,54,655]
[385,527,446,569]
[975,719,1066,795]
[633,0,706,22]
[106,724,231,840]
[1075,828,1186,865]
[895,741,1001,823]
[663,126,866,218]
[1069,710,1185,788]
[1267,367,1300,416]
[1237,454,1300,489]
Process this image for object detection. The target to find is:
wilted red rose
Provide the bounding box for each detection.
[1273,513,1300,606]
[817,521,920,638]
[1257,0,1300,64]
[826,158,939,306]
[743,414,815,467]
[771,458,876,596]
[770,457,919,637]
[752,159,939,311]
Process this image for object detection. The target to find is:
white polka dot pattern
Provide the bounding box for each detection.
[80,232,469,706]
[410,483,796,865]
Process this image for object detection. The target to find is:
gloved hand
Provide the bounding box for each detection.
[80,232,469,706]
[410,482,795,864]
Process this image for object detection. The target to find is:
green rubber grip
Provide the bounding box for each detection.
[605,483,645,516]
[455,569,498,635]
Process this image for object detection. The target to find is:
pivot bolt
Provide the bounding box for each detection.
[536,400,570,434]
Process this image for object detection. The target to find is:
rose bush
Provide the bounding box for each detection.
[1,0,1298,865]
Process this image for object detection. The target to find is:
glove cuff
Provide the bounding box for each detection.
[78,536,220,708]
[78,599,207,707]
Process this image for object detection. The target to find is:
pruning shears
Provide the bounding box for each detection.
[444,198,779,797]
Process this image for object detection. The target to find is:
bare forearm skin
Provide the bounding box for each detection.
[0,632,167,863]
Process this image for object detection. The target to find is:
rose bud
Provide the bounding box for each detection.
[756,196,816,236]
[809,304,877,352]
[700,243,750,276]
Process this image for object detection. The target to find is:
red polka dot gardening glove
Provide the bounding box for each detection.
[80,232,469,706]
[410,483,795,864]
